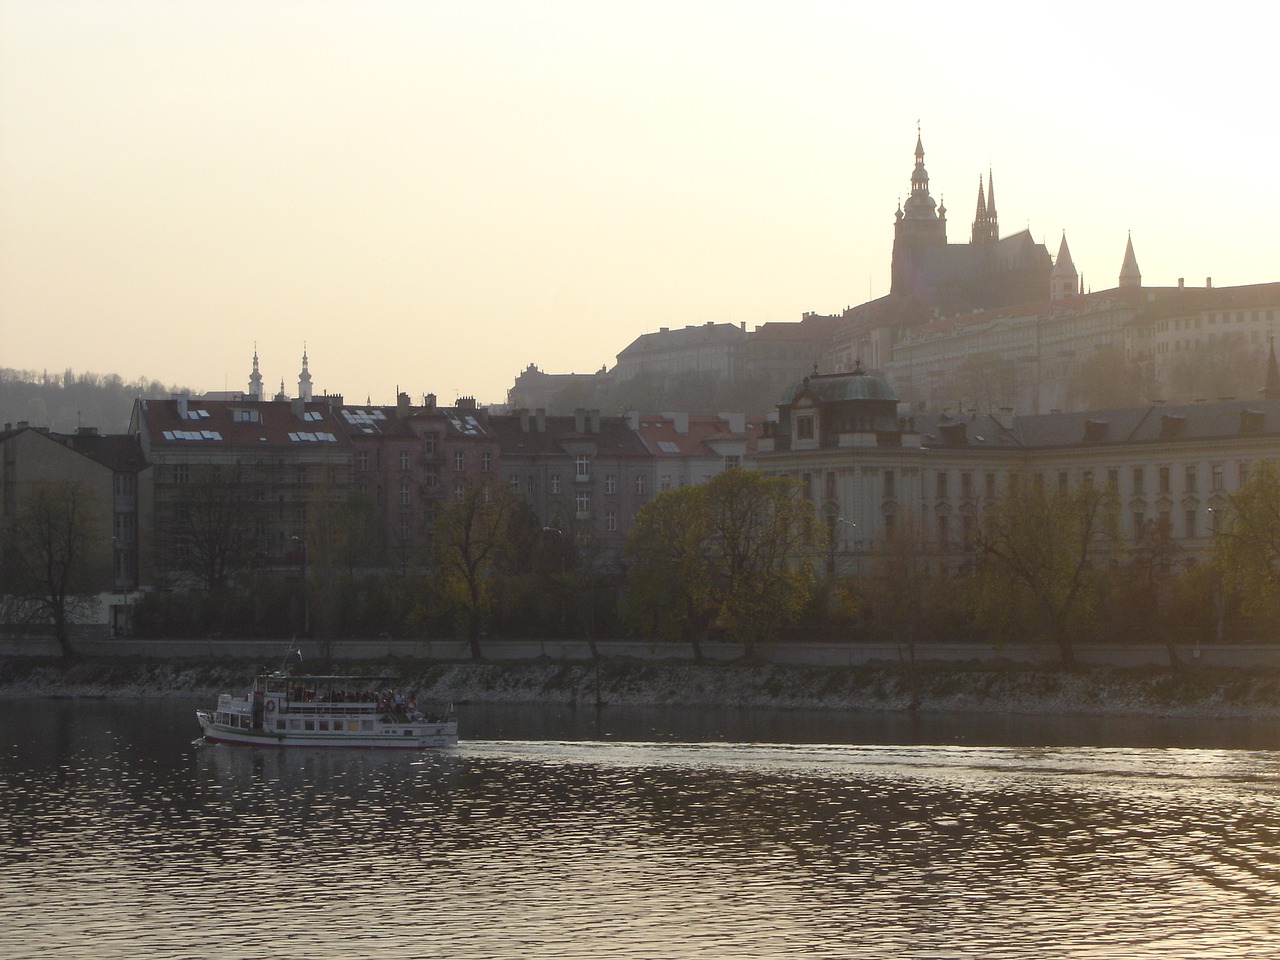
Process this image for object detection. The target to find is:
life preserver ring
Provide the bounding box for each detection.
[265,699,276,713]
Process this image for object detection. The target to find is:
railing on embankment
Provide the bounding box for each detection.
[2,635,1279,670]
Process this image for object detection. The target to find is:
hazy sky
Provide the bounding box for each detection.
[1,1,1272,406]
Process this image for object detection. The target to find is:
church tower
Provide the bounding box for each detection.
[1119,233,1142,289]
[1050,233,1079,302]
[891,129,948,297]
[248,345,263,400]
[971,169,999,244]
[298,347,313,402]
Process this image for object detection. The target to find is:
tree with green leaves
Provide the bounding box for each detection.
[1212,462,1280,636]
[623,468,823,657]
[432,479,521,659]
[973,476,1117,666]
[1,480,102,659]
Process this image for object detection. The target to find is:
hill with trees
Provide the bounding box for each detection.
[0,367,190,435]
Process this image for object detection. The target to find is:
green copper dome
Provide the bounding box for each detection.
[779,370,898,406]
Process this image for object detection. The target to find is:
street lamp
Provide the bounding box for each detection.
[291,535,309,637]
[835,517,859,576]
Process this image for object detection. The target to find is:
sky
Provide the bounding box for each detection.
[2,1,1275,407]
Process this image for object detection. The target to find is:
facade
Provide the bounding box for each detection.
[488,409,652,555]
[130,395,354,588]
[0,423,149,633]
[628,411,763,493]
[755,366,1280,575]
[337,393,500,568]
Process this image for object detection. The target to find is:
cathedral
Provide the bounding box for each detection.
[889,132,1054,316]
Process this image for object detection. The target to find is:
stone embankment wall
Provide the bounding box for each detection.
[4,635,1280,670]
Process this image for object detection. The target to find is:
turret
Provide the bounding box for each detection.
[1050,233,1078,302]
[1119,233,1142,289]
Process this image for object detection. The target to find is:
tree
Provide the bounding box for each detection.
[432,479,521,659]
[622,484,711,656]
[1067,345,1148,411]
[973,477,1116,666]
[1212,462,1280,635]
[622,469,823,657]
[168,466,260,591]
[1,481,102,658]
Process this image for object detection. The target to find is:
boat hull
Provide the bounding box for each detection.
[196,710,457,749]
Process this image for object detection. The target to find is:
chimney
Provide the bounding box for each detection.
[424,393,437,409]
[1206,277,1213,288]
[175,396,188,419]
[519,408,530,433]
[574,408,586,434]
[589,408,601,433]
[535,408,546,433]
[1178,278,1185,288]
[724,412,745,434]
[625,411,639,430]
[396,392,411,418]
[291,396,305,419]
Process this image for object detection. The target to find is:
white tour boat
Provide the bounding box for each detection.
[196,673,458,749]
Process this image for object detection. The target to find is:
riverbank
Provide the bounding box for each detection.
[3,655,1280,719]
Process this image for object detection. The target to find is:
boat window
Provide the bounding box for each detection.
[276,720,286,731]
[290,720,301,731]
[267,680,285,693]
[304,720,315,731]
[362,721,373,731]
[319,721,328,731]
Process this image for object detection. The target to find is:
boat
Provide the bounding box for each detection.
[196,673,458,749]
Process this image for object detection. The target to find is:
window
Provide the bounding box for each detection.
[960,472,972,499]
[575,491,590,517]
[1240,462,1251,486]
[482,452,492,472]
[825,472,837,500]
[1209,507,1222,534]
[1211,463,1224,492]
[401,520,411,541]
[1185,465,1197,493]
[936,472,948,499]
[1107,469,1119,492]
[454,483,465,502]
[575,454,590,480]
[423,472,439,491]
[660,475,672,491]
[550,474,561,495]
[358,452,369,471]
[795,415,815,441]
[1159,466,1171,494]
[510,475,521,493]
[605,509,617,532]
[399,451,410,471]
[528,475,536,495]
[1133,512,1145,539]
[454,451,465,471]
[884,470,896,499]
[884,512,896,538]
[1185,510,1197,539]
[724,456,740,469]
[634,474,646,495]
[605,474,617,494]
[985,472,996,500]
[424,435,436,455]
[296,467,307,487]
[172,463,189,484]
[1132,467,1144,495]
[1082,470,1094,488]
[937,515,949,546]
[399,483,410,505]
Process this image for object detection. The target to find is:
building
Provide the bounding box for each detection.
[0,422,149,633]
[627,411,764,493]
[130,395,354,588]
[488,408,652,556]
[754,363,1280,575]
[335,393,500,568]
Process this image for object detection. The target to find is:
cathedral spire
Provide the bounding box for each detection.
[901,127,938,221]
[986,167,997,220]
[1050,233,1078,302]
[1262,334,1280,400]
[1119,232,1142,289]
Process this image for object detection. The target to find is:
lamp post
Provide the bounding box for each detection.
[836,517,859,577]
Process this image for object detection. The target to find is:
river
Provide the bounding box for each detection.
[1,699,1278,958]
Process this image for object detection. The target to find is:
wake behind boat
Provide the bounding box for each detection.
[197,673,458,749]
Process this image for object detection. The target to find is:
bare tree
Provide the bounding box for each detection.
[2,481,101,658]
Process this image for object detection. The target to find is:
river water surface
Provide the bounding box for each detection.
[2,699,1278,959]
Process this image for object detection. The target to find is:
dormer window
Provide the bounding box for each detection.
[795,414,815,441]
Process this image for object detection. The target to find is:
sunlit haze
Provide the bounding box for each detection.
[1,1,1271,406]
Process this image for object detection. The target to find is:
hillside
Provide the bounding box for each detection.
[0,367,190,435]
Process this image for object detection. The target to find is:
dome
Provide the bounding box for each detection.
[779,370,898,406]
